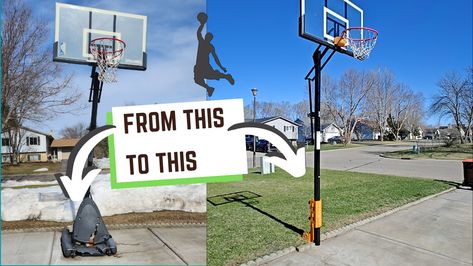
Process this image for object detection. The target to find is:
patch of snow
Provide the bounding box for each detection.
[94,158,110,169]
[1,174,206,222]
[33,168,49,172]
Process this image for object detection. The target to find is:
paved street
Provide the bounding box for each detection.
[265,189,473,266]
[1,225,206,265]
[310,144,463,182]
[249,144,463,182]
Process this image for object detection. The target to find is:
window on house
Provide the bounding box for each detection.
[283,126,295,132]
[28,154,40,161]
[2,138,10,146]
[2,155,11,163]
[26,136,40,146]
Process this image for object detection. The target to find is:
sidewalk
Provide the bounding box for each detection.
[265,189,472,266]
[1,225,206,265]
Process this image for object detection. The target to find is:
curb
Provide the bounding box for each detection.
[241,187,456,266]
[379,154,413,160]
[2,222,207,233]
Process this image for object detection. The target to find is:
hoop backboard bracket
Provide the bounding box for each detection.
[299,0,364,58]
[54,3,147,70]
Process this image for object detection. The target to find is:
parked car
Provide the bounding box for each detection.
[255,139,276,153]
[327,136,343,144]
[305,137,314,145]
[246,135,256,150]
[423,135,433,140]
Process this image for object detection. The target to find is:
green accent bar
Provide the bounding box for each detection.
[111,174,243,189]
[106,111,243,189]
[106,112,118,187]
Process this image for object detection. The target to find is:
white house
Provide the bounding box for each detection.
[321,123,341,143]
[246,116,301,144]
[1,127,54,163]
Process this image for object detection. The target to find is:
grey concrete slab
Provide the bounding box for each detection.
[358,199,472,263]
[407,190,473,223]
[265,189,472,266]
[305,144,463,182]
[267,229,470,266]
[150,226,206,265]
[1,231,55,265]
[441,189,473,203]
[50,228,186,265]
[411,197,473,224]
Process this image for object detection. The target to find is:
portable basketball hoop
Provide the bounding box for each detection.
[90,37,126,82]
[338,27,378,61]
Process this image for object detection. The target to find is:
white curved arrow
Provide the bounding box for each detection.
[228,122,306,177]
[56,125,116,201]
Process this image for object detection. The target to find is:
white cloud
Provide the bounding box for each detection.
[33,0,207,134]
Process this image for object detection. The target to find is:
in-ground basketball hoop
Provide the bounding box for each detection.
[299,0,380,246]
[338,27,378,61]
[90,37,126,82]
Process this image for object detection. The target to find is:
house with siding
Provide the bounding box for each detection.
[321,123,341,143]
[50,139,80,161]
[1,127,54,163]
[246,116,301,145]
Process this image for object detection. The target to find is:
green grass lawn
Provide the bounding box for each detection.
[207,169,451,266]
[383,144,473,160]
[2,162,62,175]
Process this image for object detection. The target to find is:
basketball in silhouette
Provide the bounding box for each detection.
[197,12,207,24]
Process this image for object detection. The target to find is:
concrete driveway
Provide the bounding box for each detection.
[306,144,464,182]
[265,189,472,266]
[1,225,206,265]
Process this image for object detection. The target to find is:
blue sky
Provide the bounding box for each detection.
[207,0,473,123]
[26,0,206,135]
[23,0,472,134]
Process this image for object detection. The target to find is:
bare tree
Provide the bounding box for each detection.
[387,85,422,140]
[364,69,396,141]
[461,67,473,142]
[2,0,81,163]
[257,101,292,119]
[60,123,88,138]
[404,98,425,140]
[293,100,311,137]
[430,71,468,144]
[322,70,375,145]
[244,104,253,120]
[293,100,309,121]
[4,127,26,164]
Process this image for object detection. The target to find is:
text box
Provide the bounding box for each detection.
[107,99,248,189]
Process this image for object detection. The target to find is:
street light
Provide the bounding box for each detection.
[251,88,258,168]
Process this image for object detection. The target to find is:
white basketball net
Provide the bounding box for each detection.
[343,28,378,61]
[90,38,126,83]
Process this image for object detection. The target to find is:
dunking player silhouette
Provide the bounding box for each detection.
[194,12,234,97]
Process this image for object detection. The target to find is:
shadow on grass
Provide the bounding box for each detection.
[207,191,305,236]
[434,179,473,191]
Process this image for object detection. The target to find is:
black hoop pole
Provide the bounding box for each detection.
[303,45,336,246]
[85,65,103,198]
[313,49,321,245]
[308,78,314,145]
